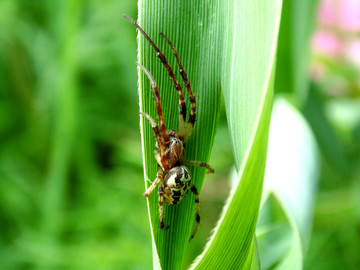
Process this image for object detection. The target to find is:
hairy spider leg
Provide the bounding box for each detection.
[184,160,215,174]
[140,111,171,172]
[160,32,196,143]
[123,15,186,139]
[189,185,200,241]
[137,63,171,171]
[143,166,164,197]
[159,183,169,230]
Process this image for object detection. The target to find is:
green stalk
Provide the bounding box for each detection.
[42,0,81,236]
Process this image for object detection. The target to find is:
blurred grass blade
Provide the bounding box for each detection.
[138,1,222,269]
[264,98,319,247]
[43,0,81,235]
[257,193,302,269]
[258,98,319,269]
[191,1,282,269]
[257,198,293,269]
[303,84,349,177]
[274,0,317,101]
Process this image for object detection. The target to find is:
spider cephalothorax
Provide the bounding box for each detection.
[124,15,214,241]
[156,131,185,170]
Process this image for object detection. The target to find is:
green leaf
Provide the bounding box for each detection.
[192,1,282,269]
[135,1,282,269]
[257,195,293,269]
[137,1,222,269]
[192,65,276,270]
[274,0,317,102]
[303,84,349,178]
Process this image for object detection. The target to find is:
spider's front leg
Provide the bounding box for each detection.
[143,166,163,197]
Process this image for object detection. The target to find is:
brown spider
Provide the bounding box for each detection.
[123,15,214,241]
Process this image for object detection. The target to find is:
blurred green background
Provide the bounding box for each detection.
[0,1,233,269]
[0,0,359,269]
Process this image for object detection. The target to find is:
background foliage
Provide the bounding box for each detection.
[0,0,359,269]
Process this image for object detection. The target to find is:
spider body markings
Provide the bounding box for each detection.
[163,165,191,205]
[123,15,214,241]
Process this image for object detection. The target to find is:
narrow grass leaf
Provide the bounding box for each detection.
[137,1,222,269]
[191,1,282,269]
[274,0,317,102]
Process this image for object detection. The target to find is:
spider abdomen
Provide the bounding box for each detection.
[163,166,191,205]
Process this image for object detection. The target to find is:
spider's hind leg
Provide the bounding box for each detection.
[189,184,200,241]
[184,160,214,174]
[159,183,169,230]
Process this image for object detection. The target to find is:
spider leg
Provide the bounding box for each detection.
[159,183,169,230]
[184,160,214,174]
[143,166,164,198]
[137,62,170,147]
[123,15,186,139]
[140,112,170,171]
[189,184,200,241]
[160,32,196,143]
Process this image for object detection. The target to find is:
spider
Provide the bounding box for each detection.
[123,15,214,241]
